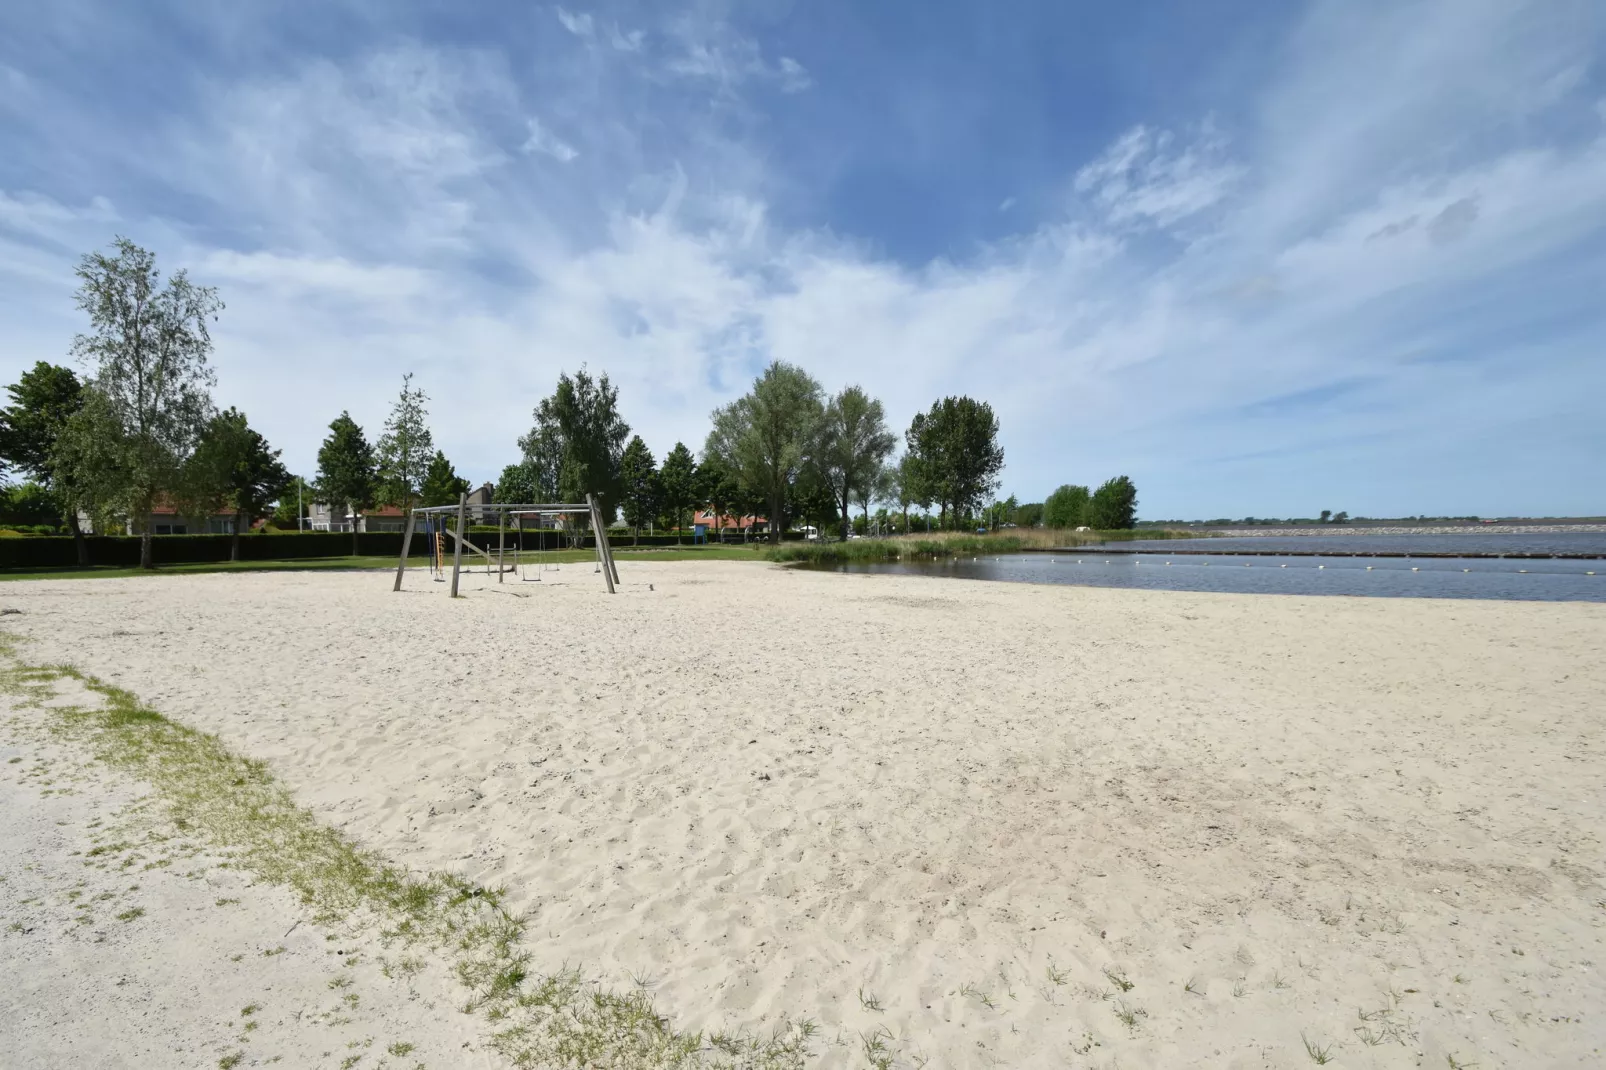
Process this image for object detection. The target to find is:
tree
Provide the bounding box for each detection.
[375,373,433,513]
[1319,508,1332,524]
[697,457,739,543]
[1087,475,1138,529]
[0,483,61,528]
[493,462,538,505]
[0,362,90,562]
[316,412,376,554]
[180,408,290,560]
[894,452,928,534]
[419,450,469,507]
[1332,510,1349,524]
[817,385,896,541]
[519,367,629,522]
[1044,484,1091,529]
[787,465,839,538]
[705,361,823,543]
[59,238,221,569]
[272,475,310,529]
[986,494,1019,531]
[658,442,696,543]
[616,436,659,543]
[1014,501,1045,528]
[905,396,1003,529]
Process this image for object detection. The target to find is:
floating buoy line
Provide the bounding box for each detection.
[1026,556,1596,577]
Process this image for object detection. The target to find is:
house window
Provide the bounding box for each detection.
[155,524,187,535]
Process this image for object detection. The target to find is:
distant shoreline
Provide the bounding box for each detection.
[1192,524,1606,537]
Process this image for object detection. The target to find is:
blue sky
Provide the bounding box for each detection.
[2,0,1603,518]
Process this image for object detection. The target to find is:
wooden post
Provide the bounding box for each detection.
[497,507,505,583]
[393,509,417,592]
[449,493,467,598]
[587,494,615,594]
[600,510,620,586]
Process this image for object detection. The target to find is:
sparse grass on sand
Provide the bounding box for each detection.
[0,544,766,582]
[0,631,815,1069]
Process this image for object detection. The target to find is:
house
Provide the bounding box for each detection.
[307,488,495,533]
[691,510,770,539]
[307,502,409,532]
[122,498,244,535]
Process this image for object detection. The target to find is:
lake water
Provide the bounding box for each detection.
[1122,531,1606,557]
[813,532,1606,602]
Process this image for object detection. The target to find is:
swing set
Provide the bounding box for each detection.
[392,492,621,597]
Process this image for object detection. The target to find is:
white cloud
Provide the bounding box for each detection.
[555,8,593,38]
[609,27,644,52]
[522,117,579,162]
[661,13,811,94]
[777,57,811,94]
[1,0,1602,517]
[1074,124,1242,228]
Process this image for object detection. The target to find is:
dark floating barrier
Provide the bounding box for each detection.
[1020,547,1606,560]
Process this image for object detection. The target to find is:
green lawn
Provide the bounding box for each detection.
[0,542,768,582]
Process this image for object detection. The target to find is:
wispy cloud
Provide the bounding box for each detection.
[522,117,578,162]
[554,8,592,38]
[1073,123,1242,229]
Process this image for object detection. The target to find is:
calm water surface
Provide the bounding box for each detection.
[816,532,1606,602]
[1122,531,1606,556]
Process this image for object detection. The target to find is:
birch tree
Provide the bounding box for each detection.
[59,238,220,569]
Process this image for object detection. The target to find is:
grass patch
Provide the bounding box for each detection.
[0,635,815,1069]
[1302,1033,1336,1064]
[766,533,1024,565]
[764,527,1200,565]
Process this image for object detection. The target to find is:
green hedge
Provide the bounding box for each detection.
[0,532,426,570]
[1,527,810,570]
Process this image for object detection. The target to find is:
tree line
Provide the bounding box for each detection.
[1,238,1139,569]
[1040,477,1139,530]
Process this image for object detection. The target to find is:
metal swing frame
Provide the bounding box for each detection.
[392,492,620,596]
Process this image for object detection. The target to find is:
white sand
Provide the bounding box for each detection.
[1,678,493,1070]
[3,561,1604,1068]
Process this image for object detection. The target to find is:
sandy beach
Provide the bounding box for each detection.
[3,560,1603,1068]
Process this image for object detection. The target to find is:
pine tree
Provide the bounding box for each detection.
[420,450,470,507]
[375,373,433,513]
[658,442,697,543]
[617,435,660,543]
[316,412,376,554]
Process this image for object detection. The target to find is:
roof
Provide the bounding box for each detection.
[692,510,767,529]
[147,496,236,518]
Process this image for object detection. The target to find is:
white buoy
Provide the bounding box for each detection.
[1588,571,1596,576]
[1411,567,1419,572]
[1317,564,1324,569]
[1463,568,1470,572]
[1280,563,1287,568]
[1366,566,1373,570]
[1518,569,1528,574]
